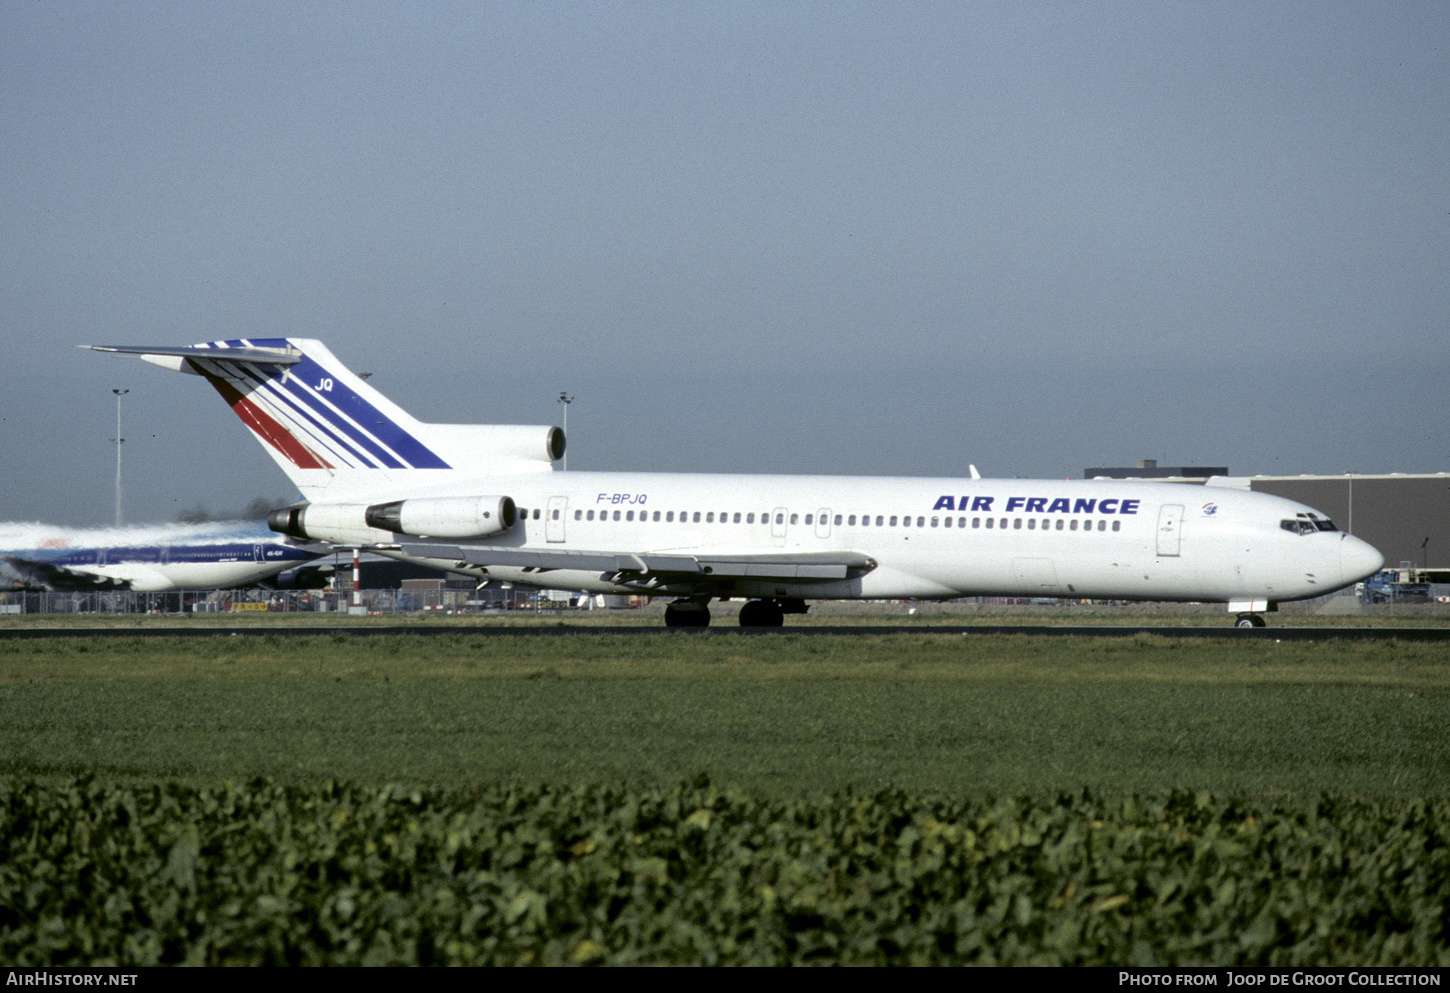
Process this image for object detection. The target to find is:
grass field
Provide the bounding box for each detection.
[3,629,1448,965]
[1,631,1446,796]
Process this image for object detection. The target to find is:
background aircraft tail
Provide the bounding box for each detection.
[86,338,563,502]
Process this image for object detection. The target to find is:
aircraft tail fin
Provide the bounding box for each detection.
[84,339,563,501]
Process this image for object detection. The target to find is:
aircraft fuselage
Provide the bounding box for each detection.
[354,472,1381,606]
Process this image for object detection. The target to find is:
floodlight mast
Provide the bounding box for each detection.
[557,391,573,471]
[112,388,128,526]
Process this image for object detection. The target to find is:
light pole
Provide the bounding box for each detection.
[111,389,128,526]
[557,391,573,471]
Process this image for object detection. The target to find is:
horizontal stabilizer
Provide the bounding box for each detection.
[82,344,302,365]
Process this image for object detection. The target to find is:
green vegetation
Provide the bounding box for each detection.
[2,778,1446,965]
[1,632,1447,964]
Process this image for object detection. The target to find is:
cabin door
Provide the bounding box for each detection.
[771,507,789,547]
[1156,504,1183,557]
[546,496,568,543]
[815,508,832,539]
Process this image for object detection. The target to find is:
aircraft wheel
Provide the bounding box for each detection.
[739,599,785,627]
[665,602,711,628]
[1235,613,1267,628]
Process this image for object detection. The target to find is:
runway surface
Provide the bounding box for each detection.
[1,624,1447,641]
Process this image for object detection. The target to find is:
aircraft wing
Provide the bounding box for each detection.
[397,543,877,586]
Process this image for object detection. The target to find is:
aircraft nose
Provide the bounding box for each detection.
[1340,534,1384,586]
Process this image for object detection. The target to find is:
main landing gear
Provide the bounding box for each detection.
[1235,613,1268,628]
[738,599,784,627]
[663,597,809,628]
[739,597,807,628]
[664,600,712,628]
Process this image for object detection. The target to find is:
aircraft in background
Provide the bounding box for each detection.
[88,338,1384,627]
[1,520,329,592]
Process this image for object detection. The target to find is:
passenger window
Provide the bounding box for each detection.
[958,517,966,528]
[573,509,581,520]
[1013,518,1022,529]
[1000,519,1008,529]
[1028,519,1036,530]
[848,515,857,525]
[534,509,541,520]
[834,515,842,526]
[861,515,870,526]
[1098,521,1106,531]
[1112,521,1120,532]
[1056,519,1064,531]
[944,517,952,528]
[931,517,939,527]
[790,514,798,525]
[890,516,899,527]
[1070,519,1078,531]
[903,516,911,527]
[805,514,813,525]
[587,510,595,521]
[627,511,634,522]
[985,518,993,529]
[613,511,621,521]
[734,513,741,523]
[776,514,784,525]
[706,512,714,523]
[693,512,701,523]
[747,513,755,524]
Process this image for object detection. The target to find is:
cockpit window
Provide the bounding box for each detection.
[1281,513,1340,535]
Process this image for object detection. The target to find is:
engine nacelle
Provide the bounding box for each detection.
[364,495,517,539]
[270,495,516,543]
[268,503,384,545]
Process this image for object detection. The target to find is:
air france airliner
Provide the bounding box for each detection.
[87,339,1384,627]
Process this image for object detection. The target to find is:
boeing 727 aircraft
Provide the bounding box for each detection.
[87,339,1384,627]
[1,520,327,592]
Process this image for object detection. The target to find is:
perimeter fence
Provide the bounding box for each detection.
[0,587,599,617]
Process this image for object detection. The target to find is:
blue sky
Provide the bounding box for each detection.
[3,1,1446,525]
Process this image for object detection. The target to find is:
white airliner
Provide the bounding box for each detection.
[87,339,1384,627]
[1,520,327,592]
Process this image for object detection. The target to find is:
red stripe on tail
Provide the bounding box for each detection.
[192,363,334,470]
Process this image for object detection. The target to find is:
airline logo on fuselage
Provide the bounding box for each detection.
[933,496,1142,515]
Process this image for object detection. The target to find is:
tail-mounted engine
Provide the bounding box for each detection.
[269,495,516,543]
[364,495,516,538]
